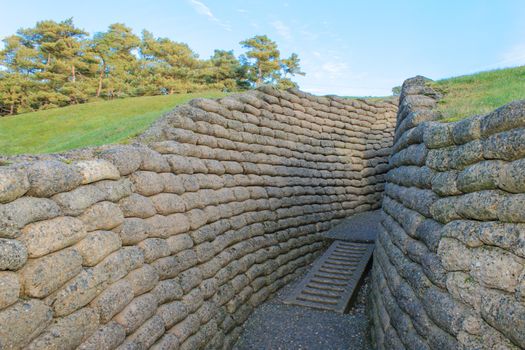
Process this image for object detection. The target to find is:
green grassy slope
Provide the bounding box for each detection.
[3,66,524,155]
[0,91,229,156]
[431,65,525,121]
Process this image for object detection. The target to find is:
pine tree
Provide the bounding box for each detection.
[240,35,281,86]
[277,53,305,89]
[239,35,304,88]
[207,50,246,90]
[140,30,202,94]
[0,20,306,115]
[0,34,42,113]
[0,72,34,115]
[17,18,89,106]
[91,23,140,98]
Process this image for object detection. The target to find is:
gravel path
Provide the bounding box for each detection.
[233,267,372,350]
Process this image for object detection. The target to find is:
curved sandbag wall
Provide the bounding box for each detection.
[370,77,525,349]
[0,86,397,349]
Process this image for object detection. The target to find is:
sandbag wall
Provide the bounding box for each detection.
[370,77,525,349]
[0,86,397,350]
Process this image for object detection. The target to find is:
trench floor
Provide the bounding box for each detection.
[233,211,380,350]
[233,267,372,350]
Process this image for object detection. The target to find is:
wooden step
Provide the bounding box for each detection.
[283,240,373,313]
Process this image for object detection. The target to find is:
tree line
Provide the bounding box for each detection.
[0,18,305,116]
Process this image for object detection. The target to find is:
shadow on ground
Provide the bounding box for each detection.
[321,210,381,243]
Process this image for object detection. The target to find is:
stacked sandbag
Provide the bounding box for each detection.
[370,76,525,350]
[0,85,397,350]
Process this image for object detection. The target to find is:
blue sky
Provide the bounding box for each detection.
[1,0,524,96]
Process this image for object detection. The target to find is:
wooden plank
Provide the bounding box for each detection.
[283,240,374,313]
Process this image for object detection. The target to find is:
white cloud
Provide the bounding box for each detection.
[464,43,525,73]
[301,84,391,97]
[189,0,213,18]
[271,20,292,41]
[296,56,384,96]
[321,62,348,75]
[299,29,318,41]
[188,0,232,31]
[236,8,248,14]
[500,44,525,66]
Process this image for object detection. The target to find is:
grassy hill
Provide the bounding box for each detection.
[431,65,525,121]
[2,66,525,156]
[0,91,229,156]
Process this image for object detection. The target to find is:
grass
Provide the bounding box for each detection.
[0,91,229,156]
[3,66,525,155]
[431,65,525,122]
